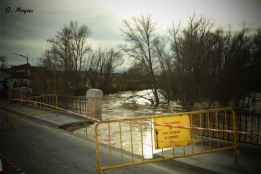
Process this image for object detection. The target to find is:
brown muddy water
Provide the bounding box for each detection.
[73,90,183,158]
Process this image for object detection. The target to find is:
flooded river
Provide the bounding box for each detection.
[73,90,236,165]
[73,90,183,158]
[102,90,174,119]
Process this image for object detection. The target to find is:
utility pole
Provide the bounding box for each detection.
[14,52,31,80]
[14,52,30,77]
[13,53,31,98]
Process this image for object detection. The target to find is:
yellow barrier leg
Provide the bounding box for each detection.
[95,123,102,174]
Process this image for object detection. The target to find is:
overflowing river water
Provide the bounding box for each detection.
[102,90,174,119]
[73,90,184,158]
[72,91,249,165]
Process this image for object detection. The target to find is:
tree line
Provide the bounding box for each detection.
[40,16,261,107]
[40,21,123,95]
[122,16,261,107]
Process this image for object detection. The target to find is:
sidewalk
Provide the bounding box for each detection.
[0,101,88,128]
[173,144,261,174]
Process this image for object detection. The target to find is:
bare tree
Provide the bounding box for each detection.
[45,21,91,72]
[122,16,160,106]
[86,48,123,93]
[153,37,174,103]
[41,21,91,94]
[168,17,217,105]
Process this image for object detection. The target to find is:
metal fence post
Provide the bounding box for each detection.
[232,110,239,164]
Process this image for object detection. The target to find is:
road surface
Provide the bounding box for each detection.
[1,109,261,174]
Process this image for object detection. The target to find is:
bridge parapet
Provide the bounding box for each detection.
[11,93,100,123]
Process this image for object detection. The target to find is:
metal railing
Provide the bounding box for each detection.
[95,107,239,173]
[201,110,261,145]
[10,94,261,173]
[11,94,100,123]
[12,94,261,146]
[26,94,88,114]
[236,110,261,144]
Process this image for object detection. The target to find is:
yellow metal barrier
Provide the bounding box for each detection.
[95,107,239,173]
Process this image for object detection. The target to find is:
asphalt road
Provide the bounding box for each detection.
[1,109,261,174]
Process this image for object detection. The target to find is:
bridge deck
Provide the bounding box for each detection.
[1,107,261,174]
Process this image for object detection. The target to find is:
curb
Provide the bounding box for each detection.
[0,106,59,128]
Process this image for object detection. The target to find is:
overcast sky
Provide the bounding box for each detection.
[1,0,261,67]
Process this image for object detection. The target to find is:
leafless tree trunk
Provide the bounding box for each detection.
[122,16,160,106]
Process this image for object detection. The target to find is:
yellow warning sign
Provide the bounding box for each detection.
[154,115,192,149]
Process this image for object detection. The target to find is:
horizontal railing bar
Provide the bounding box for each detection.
[97,107,233,124]
[12,98,99,122]
[100,146,236,172]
